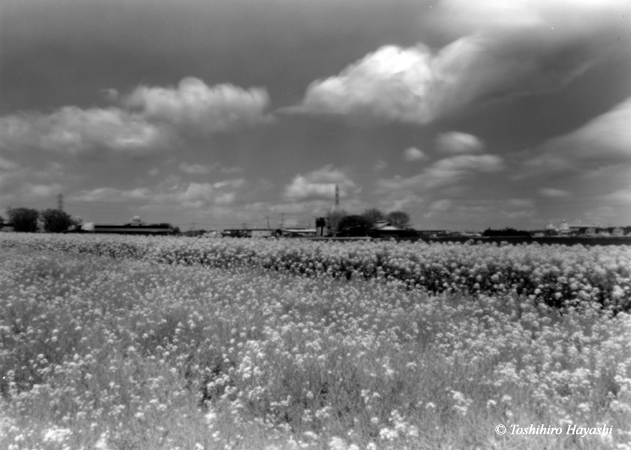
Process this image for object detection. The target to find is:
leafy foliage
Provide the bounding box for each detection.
[41,209,74,233]
[7,207,39,232]
[483,227,531,237]
[337,215,372,237]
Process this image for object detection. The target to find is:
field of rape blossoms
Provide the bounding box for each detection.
[1,235,631,449]
[1,233,630,311]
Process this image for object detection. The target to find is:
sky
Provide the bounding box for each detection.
[1,0,631,231]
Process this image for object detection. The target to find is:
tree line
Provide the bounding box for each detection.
[327,208,411,237]
[0,208,78,233]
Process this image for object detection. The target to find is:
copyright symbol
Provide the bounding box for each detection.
[495,424,506,435]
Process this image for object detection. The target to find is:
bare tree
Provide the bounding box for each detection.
[386,211,411,228]
[361,208,385,225]
[326,209,348,236]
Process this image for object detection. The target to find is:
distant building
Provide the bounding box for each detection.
[282,228,317,237]
[77,217,175,235]
[221,229,251,238]
[416,229,449,237]
[372,220,414,238]
[0,223,14,232]
[250,229,274,238]
[558,221,601,235]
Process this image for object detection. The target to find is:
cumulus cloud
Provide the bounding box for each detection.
[403,147,427,162]
[428,199,453,213]
[284,164,358,201]
[377,154,504,194]
[0,156,19,171]
[430,154,503,173]
[288,1,629,124]
[539,188,571,198]
[608,186,631,204]
[434,0,630,39]
[220,166,243,175]
[72,187,151,202]
[0,160,70,203]
[0,78,272,158]
[72,178,246,208]
[124,77,273,133]
[285,45,437,123]
[100,88,119,102]
[373,159,388,171]
[519,95,631,177]
[435,132,484,154]
[0,107,168,156]
[423,197,536,223]
[179,162,215,174]
[286,37,572,123]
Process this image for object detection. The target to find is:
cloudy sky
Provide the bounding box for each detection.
[1,0,630,230]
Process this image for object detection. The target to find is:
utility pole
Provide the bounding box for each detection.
[281,213,284,230]
[266,216,270,230]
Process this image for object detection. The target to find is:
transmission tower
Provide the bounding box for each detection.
[57,193,64,211]
[335,184,339,211]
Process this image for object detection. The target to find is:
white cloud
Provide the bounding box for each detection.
[0,107,168,156]
[428,199,453,213]
[430,154,504,173]
[373,159,388,171]
[519,95,631,177]
[72,187,151,202]
[403,147,427,162]
[124,77,273,133]
[435,0,631,38]
[286,45,437,123]
[100,88,119,102]
[289,1,629,124]
[220,166,243,175]
[0,156,19,171]
[539,188,570,198]
[607,186,631,209]
[179,162,215,174]
[72,178,246,208]
[288,37,582,124]
[177,182,216,203]
[21,183,64,198]
[284,164,358,201]
[435,132,484,154]
[377,154,504,195]
[422,198,536,223]
[0,78,272,158]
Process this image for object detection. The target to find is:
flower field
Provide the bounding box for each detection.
[1,233,630,311]
[1,236,631,449]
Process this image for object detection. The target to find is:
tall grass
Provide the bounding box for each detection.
[1,247,630,449]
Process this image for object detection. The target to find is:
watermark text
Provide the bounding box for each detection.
[495,423,612,438]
